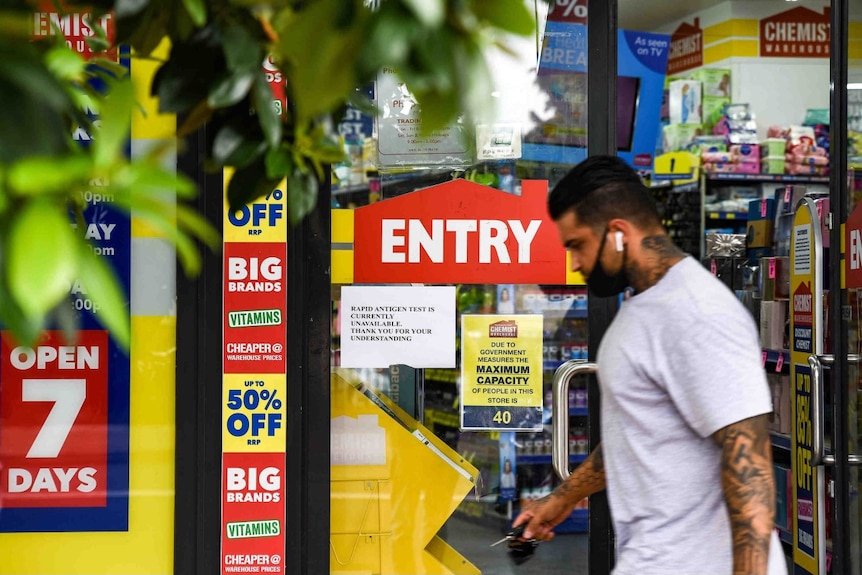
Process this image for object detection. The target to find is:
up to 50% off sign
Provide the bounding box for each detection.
[225,380,284,449]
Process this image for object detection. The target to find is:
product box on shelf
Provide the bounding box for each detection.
[761,138,787,157]
[689,68,731,97]
[759,256,790,300]
[759,300,788,351]
[773,463,790,532]
[761,157,785,175]
[746,198,775,249]
[704,257,747,292]
[669,80,702,125]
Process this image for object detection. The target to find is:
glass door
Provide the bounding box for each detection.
[328,2,610,574]
[833,2,862,574]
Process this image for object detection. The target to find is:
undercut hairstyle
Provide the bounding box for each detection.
[548,155,662,232]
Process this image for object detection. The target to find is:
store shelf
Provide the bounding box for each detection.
[777,526,793,546]
[533,308,588,318]
[771,432,791,452]
[517,453,587,465]
[706,211,747,220]
[544,360,591,371]
[705,173,829,184]
[762,348,790,374]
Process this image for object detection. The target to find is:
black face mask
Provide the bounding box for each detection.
[586,227,629,298]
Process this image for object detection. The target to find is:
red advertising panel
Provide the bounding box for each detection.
[0,330,109,508]
[760,6,830,58]
[667,19,703,75]
[547,0,587,24]
[223,242,287,374]
[352,179,566,284]
[221,452,286,575]
[32,1,117,61]
[846,203,862,289]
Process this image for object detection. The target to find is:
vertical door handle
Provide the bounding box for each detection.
[552,360,597,481]
[807,354,862,466]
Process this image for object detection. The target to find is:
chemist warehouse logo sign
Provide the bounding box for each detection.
[353,179,566,284]
[760,6,830,58]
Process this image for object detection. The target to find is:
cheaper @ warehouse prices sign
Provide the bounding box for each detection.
[0,331,109,508]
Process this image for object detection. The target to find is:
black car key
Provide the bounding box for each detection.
[490,524,539,565]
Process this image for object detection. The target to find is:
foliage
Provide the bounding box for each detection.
[0,0,536,348]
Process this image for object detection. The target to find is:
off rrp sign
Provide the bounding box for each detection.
[352,179,566,284]
[760,6,830,58]
[667,19,703,75]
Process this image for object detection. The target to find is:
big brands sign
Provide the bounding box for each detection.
[352,180,567,284]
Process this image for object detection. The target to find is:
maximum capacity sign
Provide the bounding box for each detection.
[460,315,543,431]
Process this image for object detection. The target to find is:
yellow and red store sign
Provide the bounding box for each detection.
[349,179,570,285]
[667,19,703,75]
[760,6,830,58]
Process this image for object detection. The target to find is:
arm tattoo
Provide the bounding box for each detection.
[713,414,775,575]
[554,443,606,505]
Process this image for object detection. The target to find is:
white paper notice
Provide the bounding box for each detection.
[793,224,812,275]
[340,286,456,368]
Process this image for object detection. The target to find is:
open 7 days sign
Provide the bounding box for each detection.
[0,330,129,531]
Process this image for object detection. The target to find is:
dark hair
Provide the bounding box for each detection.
[548,155,661,231]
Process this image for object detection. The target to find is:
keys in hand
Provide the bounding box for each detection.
[489,524,539,565]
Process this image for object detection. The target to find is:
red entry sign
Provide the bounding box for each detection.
[353,179,567,284]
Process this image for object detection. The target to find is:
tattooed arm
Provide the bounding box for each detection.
[713,414,776,575]
[513,443,606,541]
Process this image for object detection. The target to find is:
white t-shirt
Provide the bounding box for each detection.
[597,257,787,575]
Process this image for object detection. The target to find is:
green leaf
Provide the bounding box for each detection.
[401,0,444,27]
[208,69,255,108]
[227,157,282,212]
[93,77,134,168]
[223,22,263,72]
[472,0,536,36]
[286,170,318,226]
[8,155,93,195]
[251,72,282,148]
[182,0,207,27]
[212,118,267,167]
[265,145,294,180]
[6,199,78,320]
[75,239,130,350]
[45,45,85,81]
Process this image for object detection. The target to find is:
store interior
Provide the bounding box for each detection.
[330,1,858,573]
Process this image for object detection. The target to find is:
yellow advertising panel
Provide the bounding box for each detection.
[222,374,286,452]
[330,371,479,575]
[223,170,288,243]
[460,314,544,431]
[789,198,825,575]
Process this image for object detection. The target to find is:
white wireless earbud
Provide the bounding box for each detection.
[614,231,624,252]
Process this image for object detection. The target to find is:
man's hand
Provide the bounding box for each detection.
[512,443,607,541]
[512,492,576,542]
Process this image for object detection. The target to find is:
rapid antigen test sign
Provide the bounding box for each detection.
[340,286,456,368]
